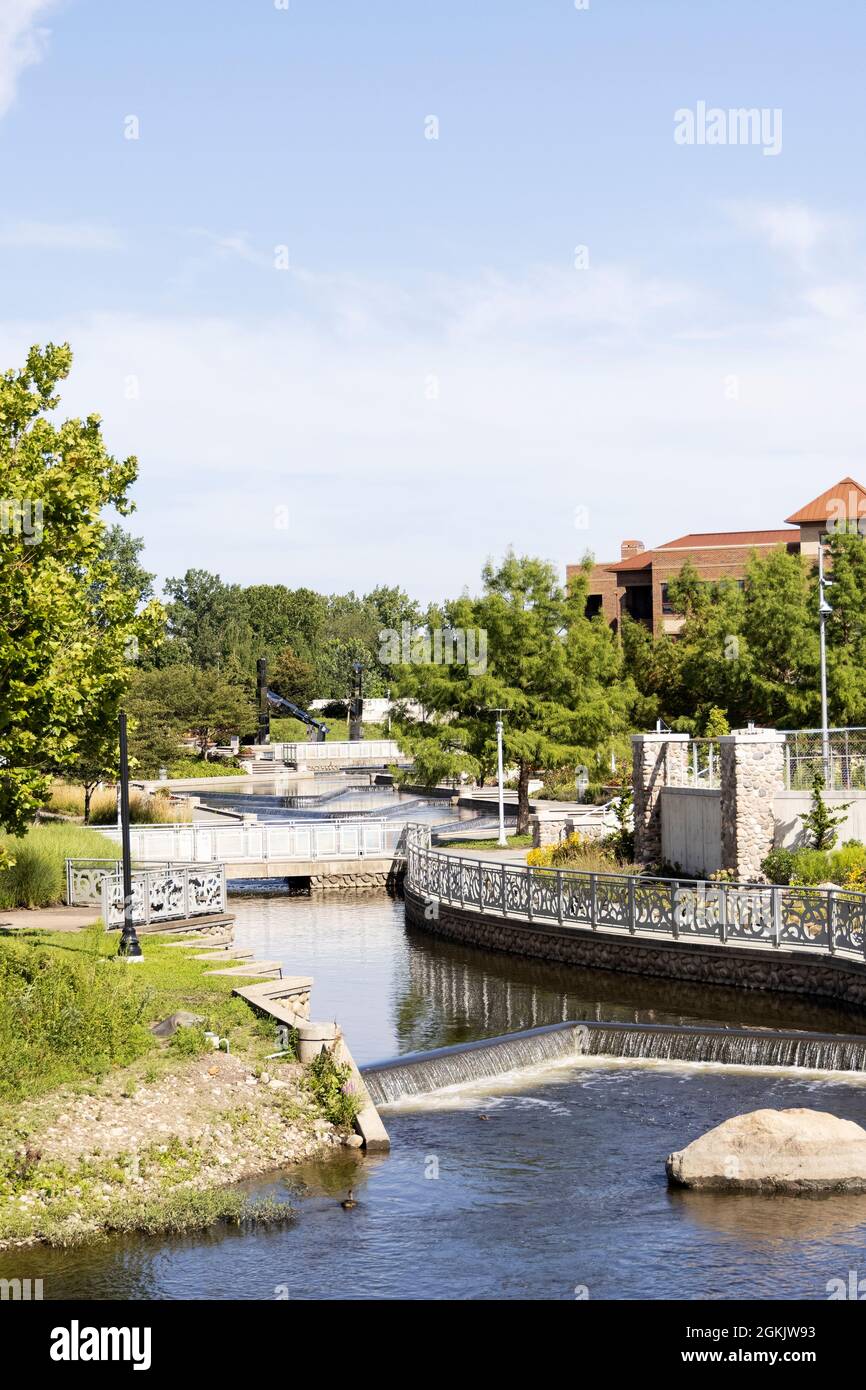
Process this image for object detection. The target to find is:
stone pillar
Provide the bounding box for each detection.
[631,733,690,864]
[719,729,785,881]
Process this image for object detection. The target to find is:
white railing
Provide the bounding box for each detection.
[274,740,406,765]
[97,817,406,862]
[668,740,721,789]
[66,859,227,928]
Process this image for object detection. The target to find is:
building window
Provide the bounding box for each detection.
[661,583,674,615]
[624,586,653,622]
[585,594,603,619]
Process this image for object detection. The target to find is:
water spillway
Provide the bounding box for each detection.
[360,1021,866,1105]
[361,1023,582,1105]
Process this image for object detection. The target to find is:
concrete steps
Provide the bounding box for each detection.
[204,960,283,979]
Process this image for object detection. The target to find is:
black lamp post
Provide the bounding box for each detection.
[349,662,363,742]
[117,711,143,960]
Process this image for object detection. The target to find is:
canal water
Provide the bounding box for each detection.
[14,890,866,1301]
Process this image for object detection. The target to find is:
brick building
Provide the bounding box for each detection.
[571,477,866,636]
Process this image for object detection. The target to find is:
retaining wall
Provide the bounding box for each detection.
[404,886,866,1013]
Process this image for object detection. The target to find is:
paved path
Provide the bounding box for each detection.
[0,905,98,932]
[434,845,529,864]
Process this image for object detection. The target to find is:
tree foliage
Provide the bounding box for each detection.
[391,552,642,832]
[0,344,164,841]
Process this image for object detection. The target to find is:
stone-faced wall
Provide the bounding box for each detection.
[631,733,690,864]
[404,887,866,1013]
[720,730,785,880]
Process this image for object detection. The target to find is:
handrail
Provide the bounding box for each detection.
[96,816,407,863]
[402,825,866,962]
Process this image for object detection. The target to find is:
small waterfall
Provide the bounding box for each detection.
[361,1024,581,1106]
[575,1022,866,1073]
[361,1021,866,1105]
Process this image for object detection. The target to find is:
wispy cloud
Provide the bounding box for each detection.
[722,199,849,270]
[0,220,122,251]
[0,1,57,118]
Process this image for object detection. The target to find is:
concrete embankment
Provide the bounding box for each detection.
[233,977,390,1151]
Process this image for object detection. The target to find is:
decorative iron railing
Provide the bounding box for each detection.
[403,826,866,961]
[66,859,227,928]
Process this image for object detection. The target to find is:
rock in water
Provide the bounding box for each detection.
[666,1108,866,1193]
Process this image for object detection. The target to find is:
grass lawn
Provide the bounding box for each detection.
[436,834,533,851]
[0,924,275,1104]
[269,716,390,743]
[0,824,121,909]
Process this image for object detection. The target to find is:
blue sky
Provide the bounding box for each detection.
[2,0,865,600]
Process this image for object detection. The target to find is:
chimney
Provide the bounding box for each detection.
[620,539,645,560]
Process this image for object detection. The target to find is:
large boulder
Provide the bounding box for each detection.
[667,1108,866,1193]
[149,1010,205,1038]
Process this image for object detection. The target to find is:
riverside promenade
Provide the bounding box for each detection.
[405,828,866,1014]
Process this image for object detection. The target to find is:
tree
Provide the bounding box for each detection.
[126,670,187,775]
[269,646,317,708]
[392,552,638,833]
[0,344,164,846]
[825,529,866,726]
[800,773,851,851]
[625,550,819,730]
[128,665,253,760]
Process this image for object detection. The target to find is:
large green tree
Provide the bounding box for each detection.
[0,344,164,845]
[127,665,254,765]
[391,552,641,832]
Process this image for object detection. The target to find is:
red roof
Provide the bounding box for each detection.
[785,477,866,525]
[607,530,797,573]
[657,529,798,549]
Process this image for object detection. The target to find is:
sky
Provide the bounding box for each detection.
[2,0,866,602]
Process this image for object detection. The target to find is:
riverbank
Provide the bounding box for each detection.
[0,925,357,1248]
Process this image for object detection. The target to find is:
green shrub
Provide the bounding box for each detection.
[0,824,121,908]
[166,758,245,779]
[800,773,852,851]
[789,848,833,885]
[303,1049,361,1131]
[167,1024,211,1057]
[0,931,152,1099]
[760,847,797,885]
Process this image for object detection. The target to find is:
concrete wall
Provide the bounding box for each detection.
[773,792,866,849]
[660,787,722,877]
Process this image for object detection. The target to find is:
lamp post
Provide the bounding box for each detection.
[818,541,833,782]
[117,711,142,960]
[494,709,507,848]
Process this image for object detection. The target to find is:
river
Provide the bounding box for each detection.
[14,887,866,1300]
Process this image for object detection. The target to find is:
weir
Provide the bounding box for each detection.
[360,1021,866,1105]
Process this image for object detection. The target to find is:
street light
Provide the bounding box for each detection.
[818,541,833,781]
[117,711,142,961]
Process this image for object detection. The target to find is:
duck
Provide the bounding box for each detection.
[340,1189,357,1210]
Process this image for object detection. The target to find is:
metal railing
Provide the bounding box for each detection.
[274,739,406,764]
[404,826,866,961]
[66,859,227,928]
[783,728,866,791]
[668,739,721,789]
[97,817,406,862]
